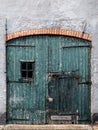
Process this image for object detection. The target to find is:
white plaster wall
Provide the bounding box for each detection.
[2,0,98,35]
[0,0,98,115]
[0,17,6,113]
[91,25,98,113]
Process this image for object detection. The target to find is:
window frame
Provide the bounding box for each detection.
[20,60,35,81]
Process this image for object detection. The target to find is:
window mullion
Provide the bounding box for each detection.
[26,62,28,79]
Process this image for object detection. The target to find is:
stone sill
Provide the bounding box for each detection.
[0,124,96,130]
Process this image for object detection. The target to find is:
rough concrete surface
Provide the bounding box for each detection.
[3,125,93,130]
[93,126,98,130]
[0,125,4,130]
[0,124,98,130]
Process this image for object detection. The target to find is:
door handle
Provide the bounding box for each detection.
[46,96,53,102]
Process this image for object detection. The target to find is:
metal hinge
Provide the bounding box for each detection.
[62,45,91,49]
[78,81,92,85]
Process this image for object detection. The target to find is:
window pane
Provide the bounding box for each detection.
[21,61,35,79]
[28,62,32,70]
[28,71,33,78]
[21,62,26,70]
[21,71,27,78]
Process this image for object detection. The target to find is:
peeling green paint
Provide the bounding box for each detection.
[6,35,91,124]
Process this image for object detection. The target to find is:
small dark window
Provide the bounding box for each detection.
[21,61,35,79]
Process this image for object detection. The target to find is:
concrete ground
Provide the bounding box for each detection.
[0,124,98,130]
[93,126,98,130]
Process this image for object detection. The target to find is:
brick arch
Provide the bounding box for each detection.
[6,29,92,41]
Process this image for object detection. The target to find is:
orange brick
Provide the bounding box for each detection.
[63,30,65,35]
[33,30,36,34]
[82,34,87,39]
[78,32,82,38]
[88,35,92,41]
[65,30,68,36]
[59,30,61,35]
[70,32,72,37]
[40,29,43,34]
[73,31,76,37]
[51,29,53,34]
[48,29,50,33]
[66,30,69,35]
[56,29,58,34]
[69,30,72,36]
[44,29,46,33]
[61,30,64,34]
[40,29,42,34]
[23,31,27,35]
[75,32,78,37]
[52,29,55,34]
[9,35,12,39]
[6,29,92,41]
[48,29,51,34]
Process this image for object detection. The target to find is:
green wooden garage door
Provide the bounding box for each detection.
[6,35,91,124]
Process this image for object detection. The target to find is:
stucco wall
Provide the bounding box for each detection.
[0,0,98,123]
[0,17,6,124]
[3,0,97,35]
